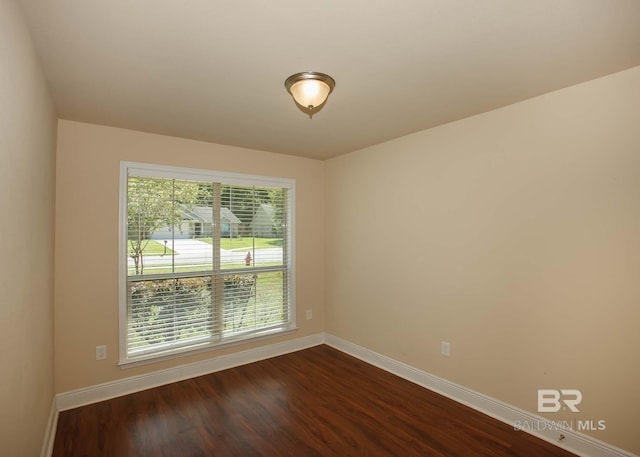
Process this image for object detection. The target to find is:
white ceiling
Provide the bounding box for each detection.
[17,0,640,160]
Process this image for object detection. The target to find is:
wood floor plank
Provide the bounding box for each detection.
[53,345,577,456]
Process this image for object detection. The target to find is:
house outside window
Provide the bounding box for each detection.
[119,162,295,365]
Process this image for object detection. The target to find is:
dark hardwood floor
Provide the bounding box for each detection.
[53,345,576,456]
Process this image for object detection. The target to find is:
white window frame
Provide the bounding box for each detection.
[118,161,296,366]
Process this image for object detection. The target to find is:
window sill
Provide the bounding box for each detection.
[118,326,298,369]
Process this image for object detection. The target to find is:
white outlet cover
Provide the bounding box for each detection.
[96,345,107,360]
[441,341,451,357]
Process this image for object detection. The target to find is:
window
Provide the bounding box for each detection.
[119,162,295,365]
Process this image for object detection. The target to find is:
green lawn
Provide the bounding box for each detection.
[128,240,174,257]
[198,237,283,250]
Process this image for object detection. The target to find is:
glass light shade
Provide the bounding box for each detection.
[289,79,331,109]
[285,72,335,116]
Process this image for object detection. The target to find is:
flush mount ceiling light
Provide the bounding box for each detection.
[285,72,335,118]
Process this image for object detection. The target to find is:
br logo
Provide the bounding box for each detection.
[537,389,582,413]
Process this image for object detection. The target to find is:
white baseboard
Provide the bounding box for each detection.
[56,332,324,411]
[324,333,637,457]
[40,397,58,457]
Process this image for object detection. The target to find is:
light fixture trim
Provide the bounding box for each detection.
[285,71,336,116]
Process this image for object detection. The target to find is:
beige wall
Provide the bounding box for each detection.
[325,66,640,454]
[54,120,325,392]
[0,1,57,456]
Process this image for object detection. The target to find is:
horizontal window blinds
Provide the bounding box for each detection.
[122,164,293,362]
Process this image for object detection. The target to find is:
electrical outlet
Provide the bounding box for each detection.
[96,345,107,360]
[441,341,451,357]
[306,309,313,320]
